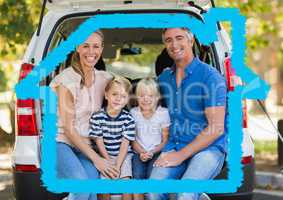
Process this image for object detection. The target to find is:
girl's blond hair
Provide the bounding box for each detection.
[135,78,161,100]
[71,30,104,88]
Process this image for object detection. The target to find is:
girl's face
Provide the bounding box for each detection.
[137,87,159,112]
[76,32,103,70]
[105,83,129,113]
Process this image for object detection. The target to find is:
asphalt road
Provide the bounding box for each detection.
[1,185,283,200]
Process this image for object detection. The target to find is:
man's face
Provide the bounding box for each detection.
[163,28,194,63]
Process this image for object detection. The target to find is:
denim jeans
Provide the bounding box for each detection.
[148,147,225,200]
[132,153,159,179]
[57,142,99,200]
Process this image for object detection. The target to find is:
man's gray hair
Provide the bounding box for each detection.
[162,28,194,42]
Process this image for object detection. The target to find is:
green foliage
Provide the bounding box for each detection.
[118,44,164,66]
[216,0,283,73]
[254,140,277,155]
[216,0,275,49]
[0,64,8,91]
[0,0,41,58]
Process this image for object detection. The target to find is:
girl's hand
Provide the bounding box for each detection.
[94,157,119,179]
[146,151,154,159]
[139,152,147,162]
[140,152,152,162]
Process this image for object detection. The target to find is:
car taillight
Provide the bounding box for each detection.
[16,63,38,136]
[15,164,38,172]
[224,57,248,128]
[242,100,248,128]
[224,56,235,91]
[241,156,252,164]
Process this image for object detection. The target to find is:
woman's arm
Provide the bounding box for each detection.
[155,106,225,167]
[150,127,169,155]
[57,85,118,178]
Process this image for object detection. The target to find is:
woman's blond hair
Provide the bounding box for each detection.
[71,30,104,88]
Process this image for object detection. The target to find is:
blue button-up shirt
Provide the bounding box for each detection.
[158,57,228,153]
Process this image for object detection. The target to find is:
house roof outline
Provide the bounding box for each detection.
[15,8,269,194]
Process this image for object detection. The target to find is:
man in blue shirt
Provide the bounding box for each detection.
[149,28,227,200]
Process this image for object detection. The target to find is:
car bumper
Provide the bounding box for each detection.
[12,159,255,200]
[209,158,255,200]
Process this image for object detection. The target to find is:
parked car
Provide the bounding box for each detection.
[12,0,254,199]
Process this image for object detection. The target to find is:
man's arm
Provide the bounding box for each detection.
[179,106,225,158]
[154,106,225,167]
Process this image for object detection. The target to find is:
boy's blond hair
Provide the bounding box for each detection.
[135,78,161,100]
[105,75,132,94]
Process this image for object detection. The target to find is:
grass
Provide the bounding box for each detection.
[254,140,277,155]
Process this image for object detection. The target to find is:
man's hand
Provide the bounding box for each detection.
[153,151,185,167]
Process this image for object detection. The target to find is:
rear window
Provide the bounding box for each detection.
[44,13,218,83]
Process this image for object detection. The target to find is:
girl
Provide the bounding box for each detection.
[130,78,170,200]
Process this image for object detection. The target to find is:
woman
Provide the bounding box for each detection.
[51,30,119,200]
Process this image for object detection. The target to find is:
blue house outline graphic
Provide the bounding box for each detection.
[15,8,269,194]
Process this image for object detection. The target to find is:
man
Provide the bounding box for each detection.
[149,28,227,200]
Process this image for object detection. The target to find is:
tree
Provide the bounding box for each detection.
[0,0,41,58]
[216,0,283,111]
[0,0,41,145]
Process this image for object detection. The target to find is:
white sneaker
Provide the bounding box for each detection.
[200,193,211,200]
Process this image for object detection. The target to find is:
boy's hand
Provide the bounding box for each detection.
[94,157,119,179]
[114,164,121,179]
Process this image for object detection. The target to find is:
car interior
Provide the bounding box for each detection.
[45,17,218,82]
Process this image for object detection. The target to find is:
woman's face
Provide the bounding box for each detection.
[76,32,103,69]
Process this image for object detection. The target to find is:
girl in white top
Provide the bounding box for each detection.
[130,78,170,200]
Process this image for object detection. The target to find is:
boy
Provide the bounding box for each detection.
[89,76,135,200]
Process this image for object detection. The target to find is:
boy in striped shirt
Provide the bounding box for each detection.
[89,76,135,200]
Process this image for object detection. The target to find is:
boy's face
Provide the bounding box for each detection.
[137,88,158,112]
[105,83,129,112]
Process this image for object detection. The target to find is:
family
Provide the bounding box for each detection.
[50,28,227,200]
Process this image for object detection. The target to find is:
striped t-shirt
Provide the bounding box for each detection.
[89,108,136,156]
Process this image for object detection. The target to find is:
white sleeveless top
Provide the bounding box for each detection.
[50,67,112,146]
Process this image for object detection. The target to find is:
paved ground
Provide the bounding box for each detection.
[253,189,283,200]
[1,182,283,200]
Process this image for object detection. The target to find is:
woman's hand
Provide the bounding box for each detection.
[94,157,119,179]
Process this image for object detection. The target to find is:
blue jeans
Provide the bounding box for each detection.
[132,153,159,179]
[148,147,225,200]
[57,142,99,200]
